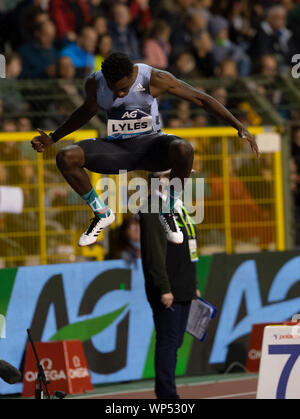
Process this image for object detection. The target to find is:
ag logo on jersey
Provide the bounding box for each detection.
[122,111,138,119]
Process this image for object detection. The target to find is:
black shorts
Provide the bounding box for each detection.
[76,132,185,174]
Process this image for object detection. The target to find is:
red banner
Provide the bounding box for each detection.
[247,323,280,372]
[22,340,93,397]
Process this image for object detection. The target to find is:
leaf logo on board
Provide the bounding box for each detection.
[49,304,129,342]
[27,268,132,374]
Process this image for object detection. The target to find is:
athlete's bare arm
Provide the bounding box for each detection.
[31,75,99,152]
[150,69,260,157]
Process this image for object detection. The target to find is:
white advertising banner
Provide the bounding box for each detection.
[0,186,23,214]
[257,325,300,399]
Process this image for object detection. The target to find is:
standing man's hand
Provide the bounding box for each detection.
[238,127,260,158]
[161,292,174,309]
[31,129,54,153]
[196,289,201,298]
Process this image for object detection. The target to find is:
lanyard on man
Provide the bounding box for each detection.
[176,206,198,262]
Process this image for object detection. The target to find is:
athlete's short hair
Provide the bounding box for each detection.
[101,52,134,83]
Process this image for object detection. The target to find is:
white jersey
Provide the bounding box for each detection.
[94,63,162,140]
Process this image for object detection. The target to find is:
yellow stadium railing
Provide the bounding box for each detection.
[163,126,285,254]
[0,130,100,267]
[0,126,285,267]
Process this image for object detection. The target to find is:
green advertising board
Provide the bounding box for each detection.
[1,251,300,395]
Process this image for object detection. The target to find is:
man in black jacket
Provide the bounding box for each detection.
[139,173,199,399]
[250,5,295,73]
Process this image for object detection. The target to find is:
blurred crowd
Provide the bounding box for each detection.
[0,0,299,129]
[0,0,299,80]
[290,126,300,245]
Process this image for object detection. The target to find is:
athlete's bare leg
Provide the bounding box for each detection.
[56,144,115,246]
[168,139,194,186]
[56,145,92,195]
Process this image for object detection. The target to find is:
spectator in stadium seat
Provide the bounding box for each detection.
[1,119,18,132]
[226,0,255,51]
[216,58,239,78]
[109,3,142,61]
[281,0,296,13]
[56,56,76,79]
[92,15,108,37]
[286,0,300,51]
[52,57,80,126]
[208,86,231,126]
[59,26,97,77]
[174,100,193,127]
[5,52,22,79]
[166,116,182,128]
[250,5,295,73]
[17,117,33,132]
[249,54,290,119]
[27,8,52,36]
[19,20,58,79]
[94,33,113,72]
[49,0,92,42]
[194,0,212,15]
[192,31,215,77]
[291,127,300,174]
[130,0,152,36]
[258,54,278,77]
[170,51,202,79]
[0,53,28,114]
[157,0,195,35]
[17,118,36,159]
[143,20,171,70]
[209,15,251,76]
[3,1,50,50]
[86,0,107,18]
[115,217,141,264]
[192,114,208,127]
[210,87,228,108]
[170,8,208,57]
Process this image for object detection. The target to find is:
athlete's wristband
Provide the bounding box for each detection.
[49,132,60,143]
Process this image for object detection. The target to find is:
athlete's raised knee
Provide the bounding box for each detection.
[169,139,194,162]
[56,145,84,170]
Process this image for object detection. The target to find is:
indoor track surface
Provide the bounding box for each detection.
[69,373,258,400]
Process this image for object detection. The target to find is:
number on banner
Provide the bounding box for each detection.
[268,344,300,399]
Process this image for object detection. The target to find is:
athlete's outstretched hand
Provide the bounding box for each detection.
[238,128,260,158]
[31,129,54,153]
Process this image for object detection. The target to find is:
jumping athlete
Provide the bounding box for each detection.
[31,52,259,246]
